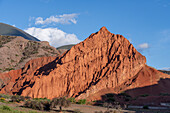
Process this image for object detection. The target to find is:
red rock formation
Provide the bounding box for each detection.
[0,56,57,94]
[0,27,169,100]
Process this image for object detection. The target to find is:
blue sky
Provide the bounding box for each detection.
[0,0,170,70]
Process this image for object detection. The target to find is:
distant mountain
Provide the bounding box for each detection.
[56,44,75,50]
[159,70,170,75]
[56,44,75,54]
[0,23,39,41]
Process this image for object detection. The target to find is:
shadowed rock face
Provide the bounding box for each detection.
[0,56,57,94]
[0,27,169,100]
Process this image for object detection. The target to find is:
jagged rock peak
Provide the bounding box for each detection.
[99,26,109,31]
[98,26,111,34]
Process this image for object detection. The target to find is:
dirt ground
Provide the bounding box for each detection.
[2,101,170,113]
[0,102,135,113]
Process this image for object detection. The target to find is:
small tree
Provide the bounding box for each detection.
[51,97,70,111]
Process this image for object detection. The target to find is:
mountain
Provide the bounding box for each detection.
[56,44,75,54]
[158,70,170,75]
[56,44,75,50]
[0,27,169,102]
[0,23,39,41]
[0,35,60,72]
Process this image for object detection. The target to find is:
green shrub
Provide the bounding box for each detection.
[159,93,170,96]
[124,97,131,102]
[33,97,50,102]
[106,93,114,97]
[77,99,86,104]
[3,68,15,72]
[0,94,11,99]
[1,105,11,111]
[140,94,149,97]
[107,97,115,102]
[67,97,76,103]
[11,95,25,102]
[0,97,5,102]
[143,105,149,109]
[24,96,31,100]
[24,100,51,111]
[118,92,131,97]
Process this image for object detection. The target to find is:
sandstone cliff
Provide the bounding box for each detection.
[0,27,169,100]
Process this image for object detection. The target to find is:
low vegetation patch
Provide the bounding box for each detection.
[140,94,149,97]
[0,36,16,48]
[3,68,15,72]
[0,98,6,103]
[33,97,50,102]
[0,94,11,99]
[24,97,71,111]
[143,105,149,109]
[67,97,76,103]
[11,95,25,103]
[24,100,51,111]
[77,99,87,104]
[51,97,70,111]
[159,93,170,96]
[0,105,37,113]
[22,41,39,57]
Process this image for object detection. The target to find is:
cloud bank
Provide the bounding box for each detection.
[32,13,79,25]
[161,67,170,71]
[24,27,81,47]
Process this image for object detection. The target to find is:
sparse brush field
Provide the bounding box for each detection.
[0,35,16,48]
[0,94,135,113]
[0,94,170,113]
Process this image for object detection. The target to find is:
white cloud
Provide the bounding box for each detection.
[24,27,81,47]
[137,43,149,49]
[34,13,79,25]
[161,67,170,71]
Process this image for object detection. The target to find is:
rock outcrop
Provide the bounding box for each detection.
[0,27,169,100]
[0,56,57,94]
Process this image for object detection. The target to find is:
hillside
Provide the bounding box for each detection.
[0,23,39,41]
[158,70,170,75]
[0,35,60,72]
[0,27,169,104]
[56,44,75,50]
[56,44,75,54]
